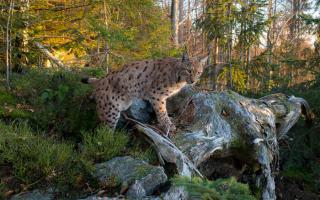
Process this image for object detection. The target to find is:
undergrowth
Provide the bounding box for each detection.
[0,121,128,199]
[173,176,256,200]
[0,68,105,139]
[81,126,129,162]
[245,76,320,193]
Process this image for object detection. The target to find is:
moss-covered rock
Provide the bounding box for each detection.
[92,156,167,198]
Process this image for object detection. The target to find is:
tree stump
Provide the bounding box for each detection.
[132,87,312,200]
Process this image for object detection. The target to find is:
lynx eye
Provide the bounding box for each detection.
[182,68,191,73]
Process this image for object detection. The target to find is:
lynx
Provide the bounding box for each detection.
[82,52,207,135]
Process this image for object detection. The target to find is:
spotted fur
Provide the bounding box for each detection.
[84,53,207,134]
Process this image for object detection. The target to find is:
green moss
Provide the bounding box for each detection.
[134,164,155,179]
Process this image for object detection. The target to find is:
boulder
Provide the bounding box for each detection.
[10,189,54,200]
[92,156,167,199]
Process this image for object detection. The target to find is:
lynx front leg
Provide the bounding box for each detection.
[151,98,176,135]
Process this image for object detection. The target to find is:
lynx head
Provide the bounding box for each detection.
[177,52,208,84]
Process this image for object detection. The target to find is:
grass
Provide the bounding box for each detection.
[126,138,159,164]
[173,176,256,200]
[0,122,75,184]
[0,121,130,198]
[81,126,129,162]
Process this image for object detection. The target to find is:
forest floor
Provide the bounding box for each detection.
[0,68,319,199]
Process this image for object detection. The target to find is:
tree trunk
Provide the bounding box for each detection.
[171,0,179,47]
[246,47,251,90]
[178,0,184,44]
[129,87,312,200]
[227,3,233,89]
[6,0,14,89]
[267,0,274,90]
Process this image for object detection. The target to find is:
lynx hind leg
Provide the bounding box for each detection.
[96,94,121,130]
[151,98,176,135]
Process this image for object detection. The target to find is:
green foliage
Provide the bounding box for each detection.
[218,62,247,93]
[8,68,98,136]
[81,126,129,162]
[197,0,267,46]
[126,142,158,164]
[281,118,320,192]
[0,121,109,197]
[85,0,175,64]
[173,176,256,200]
[0,122,75,184]
[0,81,32,120]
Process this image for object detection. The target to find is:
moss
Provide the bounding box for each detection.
[133,164,155,179]
[126,145,158,164]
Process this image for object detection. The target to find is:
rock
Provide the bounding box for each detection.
[128,99,154,123]
[10,189,54,200]
[117,99,154,128]
[78,195,121,200]
[126,180,147,199]
[161,186,189,200]
[93,156,167,199]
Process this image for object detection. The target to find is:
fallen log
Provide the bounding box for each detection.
[33,41,69,68]
[128,87,312,200]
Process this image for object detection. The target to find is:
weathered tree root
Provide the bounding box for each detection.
[126,88,312,200]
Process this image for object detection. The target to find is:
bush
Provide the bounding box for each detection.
[173,176,256,200]
[6,68,101,137]
[0,81,32,120]
[81,126,129,162]
[0,121,75,184]
[0,121,101,198]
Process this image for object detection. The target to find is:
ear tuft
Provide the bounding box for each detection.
[182,51,189,62]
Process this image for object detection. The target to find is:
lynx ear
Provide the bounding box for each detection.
[182,51,189,62]
[199,56,209,67]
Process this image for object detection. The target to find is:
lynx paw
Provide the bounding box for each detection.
[161,123,176,136]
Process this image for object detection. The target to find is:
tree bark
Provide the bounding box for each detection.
[171,0,179,47]
[6,0,14,89]
[178,0,184,44]
[129,87,312,200]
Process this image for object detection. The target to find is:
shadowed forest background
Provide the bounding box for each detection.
[0,0,319,199]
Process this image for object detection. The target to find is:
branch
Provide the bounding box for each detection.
[32,4,91,12]
[33,41,69,68]
[123,115,202,178]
